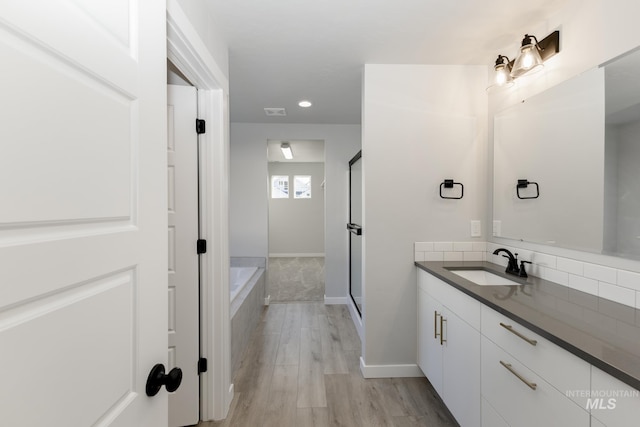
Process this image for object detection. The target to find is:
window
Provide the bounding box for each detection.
[294,175,311,199]
[271,175,289,198]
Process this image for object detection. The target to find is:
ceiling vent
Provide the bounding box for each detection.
[264,107,286,116]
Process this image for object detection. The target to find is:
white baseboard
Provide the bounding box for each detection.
[269,253,325,258]
[324,295,348,305]
[359,357,424,378]
[225,383,234,418]
[264,294,271,305]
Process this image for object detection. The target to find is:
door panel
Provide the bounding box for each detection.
[1,271,135,426]
[0,1,167,426]
[167,84,200,427]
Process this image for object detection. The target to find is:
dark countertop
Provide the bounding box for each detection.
[415,260,640,391]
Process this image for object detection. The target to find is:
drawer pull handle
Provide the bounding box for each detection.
[500,361,537,390]
[434,311,440,339]
[440,316,447,345]
[500,322,538,346]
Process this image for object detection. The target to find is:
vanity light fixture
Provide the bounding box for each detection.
[493,55,515,88]
[512,34,544,77]
[490,30,560,89]
[280,142,293,160]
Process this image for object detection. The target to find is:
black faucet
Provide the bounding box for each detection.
[518,260,532,278]
[492,248,520,276]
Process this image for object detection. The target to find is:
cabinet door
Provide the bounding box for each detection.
[482,397,510,427]
[443,309,481,427]
[417,286,443,395]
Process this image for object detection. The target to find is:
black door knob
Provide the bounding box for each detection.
[146,363,183,397]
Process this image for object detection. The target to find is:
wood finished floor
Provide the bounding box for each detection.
[199,302,458,427]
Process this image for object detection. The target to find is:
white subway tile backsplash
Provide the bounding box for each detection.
[415,242,433,252]
[556,257,584,276]
[513,249,533,262]
[434,242,453,251]
[472,242,487,252]
[598,282,636,308]
[583,264,617,284]
[486,242,501,255]
[463,251,484,261]
[424,251,444,261]
[530,252,557,269]
[453,242,473,252]
[568,274,599,295]
[489,253,507,267]
[529,263,545,279]
[617,270,640,292]
[444,251,464,261]
[414,240,640,306]
[541,267,569,286]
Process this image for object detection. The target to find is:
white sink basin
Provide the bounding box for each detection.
[448,269,523,286]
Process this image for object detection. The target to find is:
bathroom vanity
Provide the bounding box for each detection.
[416,261,640,427]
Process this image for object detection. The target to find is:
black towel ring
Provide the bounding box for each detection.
[440,179,464,200]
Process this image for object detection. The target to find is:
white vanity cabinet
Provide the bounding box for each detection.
[480,301,591,426]
[481,334,590,427]
[481,306,591,407]
[417,270,481,427]
[417,265,640,427]
[590,366,640,427]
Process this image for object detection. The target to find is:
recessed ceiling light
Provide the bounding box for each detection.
[298,100,312,108]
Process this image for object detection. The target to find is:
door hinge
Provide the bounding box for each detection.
[197,239,207,254]
[198,358,208,374]
[196,119,206,134]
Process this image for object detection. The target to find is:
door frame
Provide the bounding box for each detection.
[167,0,232,421]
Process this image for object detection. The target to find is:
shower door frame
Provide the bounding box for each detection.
[348,150,363,317]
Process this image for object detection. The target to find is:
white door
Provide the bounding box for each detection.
[0,2,168,426]
[167,84,200,426]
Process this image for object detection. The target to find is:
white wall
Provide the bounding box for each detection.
[361,65,488,370]
[268,162,325,255]
[229,123,361,299]
[175,0,229,79]
[488,0,640,273]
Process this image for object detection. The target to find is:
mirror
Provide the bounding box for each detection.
[493,47,640,259]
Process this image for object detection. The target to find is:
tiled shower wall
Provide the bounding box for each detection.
[415,241,640,309]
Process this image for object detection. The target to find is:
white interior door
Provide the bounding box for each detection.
[0,2,168,426]
[167,84,200,426]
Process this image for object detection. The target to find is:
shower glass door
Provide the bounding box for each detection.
[348,151,363,316]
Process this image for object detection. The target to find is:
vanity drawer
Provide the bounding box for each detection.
[481,305,590,407]
[481,335,589,427]
[418,270,480,329]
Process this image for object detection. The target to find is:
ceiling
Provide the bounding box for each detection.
[205,0,572,125]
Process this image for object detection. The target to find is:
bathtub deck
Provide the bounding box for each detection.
[201,302,457,427]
